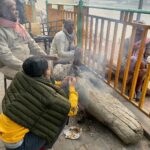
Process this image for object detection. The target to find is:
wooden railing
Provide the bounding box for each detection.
[46,1,150,117]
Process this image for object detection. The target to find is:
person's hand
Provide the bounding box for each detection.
[73,47,82,66]
[61,76,70,87]
[76,47,82,53]
[68,77,77,86]
[44,67,51,80]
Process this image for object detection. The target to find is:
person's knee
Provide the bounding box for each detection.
[139,69,147,77]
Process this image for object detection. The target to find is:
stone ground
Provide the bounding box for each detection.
[0,72,150,150]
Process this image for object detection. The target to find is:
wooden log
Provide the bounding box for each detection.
[53,64,143,144]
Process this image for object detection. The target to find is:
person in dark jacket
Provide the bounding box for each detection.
[0,56,78,150]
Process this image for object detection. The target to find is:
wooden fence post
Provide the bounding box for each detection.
[77,0,83,47]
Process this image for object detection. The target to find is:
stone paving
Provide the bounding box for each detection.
[0,72,150,150]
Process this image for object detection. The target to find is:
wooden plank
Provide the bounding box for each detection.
[68,11,72,19]
[107,22,118,84]
[129,12,134,23]
[114,10,128,88]
[48,8,63,27]
[74,12,77,46]
[121,26,136,94]
[120,11,124,21]
[88,16,93,66]
[124,12,129,22]
[71,12,74,20]
[64,11,67,19]
[114,23,127,89]
[139,63,150,108]
[103,20,111,64]
[92,17,99,69]
[84,16,89,65]
[82,15,85,49]
[96,19,104,71]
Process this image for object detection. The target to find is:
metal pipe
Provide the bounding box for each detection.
[83,5,150,15]
[77,0,83,47]
[136,0,144,21]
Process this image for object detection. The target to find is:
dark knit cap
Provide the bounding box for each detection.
[22,56,48,77]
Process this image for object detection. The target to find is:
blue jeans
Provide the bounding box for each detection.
[6,132,49,150]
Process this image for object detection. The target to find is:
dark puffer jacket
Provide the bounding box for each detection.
[2,72,70,147]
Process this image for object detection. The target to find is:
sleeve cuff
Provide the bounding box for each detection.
[69,85,75,92]
[55,81,62,86]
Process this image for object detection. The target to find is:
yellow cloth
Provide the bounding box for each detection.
[0,81,78,143]
[0,114,29,143]
[68,85,78,116]
[54,81,62,87]
[55,81,78,116]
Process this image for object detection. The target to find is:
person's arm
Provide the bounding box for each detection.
[0,33,22,70]
[27,33,47,56]
[49,37,58,57]
[68,84,78,116]
[68,77,78,116]
[55,77,78,116]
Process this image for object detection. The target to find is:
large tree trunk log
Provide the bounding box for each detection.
[53,64,143,144]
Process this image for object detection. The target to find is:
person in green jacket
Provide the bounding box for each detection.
[0,56,78,150]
